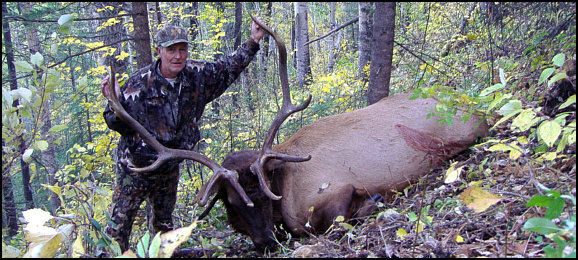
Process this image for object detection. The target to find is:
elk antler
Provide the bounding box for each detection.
[104,65,255,207]
[248,15,312,200]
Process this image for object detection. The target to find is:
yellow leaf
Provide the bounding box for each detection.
[24,233,62,258]
[415,222,425,233]
[455,234,464,243]
[396,228,408,239]
[72,235,85,258]
[444,161,463,184]
[334,215,345,222]
[457,186,501,213]
[159,222,197,258]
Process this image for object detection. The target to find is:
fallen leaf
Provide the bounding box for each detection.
[457,186,502,213]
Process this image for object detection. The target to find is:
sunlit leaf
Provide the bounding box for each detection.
[22,148,34,163]
[552,53,565,67]
[396,228,408,239]
[538,68,555,85]
[10,87,32,103]
[455,234,464,243]
[538,120,562,147]
[149,232,161,258]
[159,222,197,258]
[72,235,85,258]
[444,161,463,184]
[548,72,567,87]
[499,68,507,86]
[497,99,522,116]
[14,60,34,72]
[31,52,44,67]
[479,83,504,97]
[511,109,539,132]
[457,186,501,213]
[36,140,49,151]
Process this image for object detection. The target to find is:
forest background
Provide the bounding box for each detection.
[2,2,576,258]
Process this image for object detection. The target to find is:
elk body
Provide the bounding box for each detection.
[215,93,489,251]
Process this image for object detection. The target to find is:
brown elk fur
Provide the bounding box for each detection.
[216,93,489,251]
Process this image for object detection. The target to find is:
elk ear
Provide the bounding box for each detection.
[264,159,285,174]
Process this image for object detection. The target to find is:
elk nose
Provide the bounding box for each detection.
[252,236,278,253]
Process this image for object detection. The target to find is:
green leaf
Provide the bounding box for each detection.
[538,68,555,85]
[480,83,504,97]
[35,140,49,151]
[31,52,44,67]
[548,72,567,87]
[559,94,576,109]
[538,120,562,147]
[499,68,507,86]
[552,53,565,67]
[511,109,539,132]
[23,148,34,162]
[14,60,34,72]
[148,232,161,258]
[10,87,32,103]
[544,197,565,220]
[526,195,553,207]
[58,14,74,25]
[523,217,559,235]
[49,125,68,132]
[58,14,75,34]
[497,99,522,116]
[407,212,417,222]
[492,109,521,129]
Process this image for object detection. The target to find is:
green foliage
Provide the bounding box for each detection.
[524,187,576,258]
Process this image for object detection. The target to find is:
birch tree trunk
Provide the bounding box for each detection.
[358,2,373,82]
[295,2,312,87]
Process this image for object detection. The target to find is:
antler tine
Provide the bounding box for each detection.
[249,15,312,200]
[105,65,254,207]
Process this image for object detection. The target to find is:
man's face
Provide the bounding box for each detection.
[157,42,188,78]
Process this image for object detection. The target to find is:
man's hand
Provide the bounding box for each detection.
[101,66,120,101]
[250,16,266,44]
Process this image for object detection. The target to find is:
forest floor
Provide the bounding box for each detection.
[172,87,576,258]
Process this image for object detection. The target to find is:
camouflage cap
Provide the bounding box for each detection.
[155,25,189,47]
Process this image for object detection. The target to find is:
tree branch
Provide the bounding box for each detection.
[304,17,359,46]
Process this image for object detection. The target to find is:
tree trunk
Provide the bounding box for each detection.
[21,2,61,213]
[294,2,312,87]
[132,2,153,69]
[326,2,340,73]
[358,2,373,82]
[188,2,199,51]
[367,2,396,105]
[2,1,21,237]
[234,2,242,49]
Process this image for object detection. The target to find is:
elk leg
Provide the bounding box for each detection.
[313,184,367,232]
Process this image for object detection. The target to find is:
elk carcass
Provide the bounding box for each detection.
[191,18,490,252]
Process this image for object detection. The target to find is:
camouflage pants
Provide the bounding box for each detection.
[105,160,180,252]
